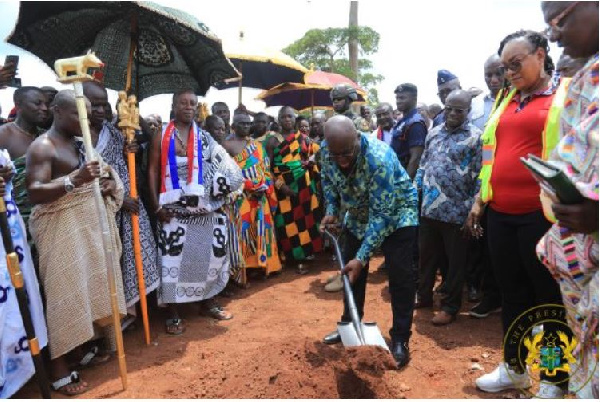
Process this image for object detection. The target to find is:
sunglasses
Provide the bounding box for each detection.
[543,1,580,37]
[502,49,537,74]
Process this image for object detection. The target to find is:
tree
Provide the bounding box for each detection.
[283,26,383,106]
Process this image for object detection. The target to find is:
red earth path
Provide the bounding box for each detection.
[17,253,520,399]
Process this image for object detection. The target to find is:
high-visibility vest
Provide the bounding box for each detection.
[479,79,571,203]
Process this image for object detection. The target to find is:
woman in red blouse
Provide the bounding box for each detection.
[468,30,566,395]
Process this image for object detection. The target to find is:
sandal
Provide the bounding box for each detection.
[52,371,89,396]
[201,305,233,320]
[70,345,111,370]
[165,318,186,335]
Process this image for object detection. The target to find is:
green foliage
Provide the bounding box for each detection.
[283,26,383,106]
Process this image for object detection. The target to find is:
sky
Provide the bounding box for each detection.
[0,0,561,121]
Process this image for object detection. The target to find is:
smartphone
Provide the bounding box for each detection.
[3,55,21,88]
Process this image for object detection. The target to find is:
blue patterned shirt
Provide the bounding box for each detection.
[321,134,418,264]
[415,121,482,225]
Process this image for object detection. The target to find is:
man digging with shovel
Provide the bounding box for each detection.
[319,115,418,368]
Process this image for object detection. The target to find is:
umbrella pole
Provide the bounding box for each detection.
[124,129,151,346]
[238,62,243,105]
[72,77,128,390]
[0,199,52,399]
[123,19,151,347]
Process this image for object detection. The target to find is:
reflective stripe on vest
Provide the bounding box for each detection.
[479,78,571,203]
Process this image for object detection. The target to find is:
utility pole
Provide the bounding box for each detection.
[348,1,358,82]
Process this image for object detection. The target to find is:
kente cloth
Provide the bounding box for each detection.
[222,196,244,281]
[159,120,204,205]
[96,123,160,307]
[10,156,33,239]
[157,130,244,304]
[29,161,127,360]
[273,132,323,261]
[0,150,47,399]
[233,140,281,282]
[536,55,599,398]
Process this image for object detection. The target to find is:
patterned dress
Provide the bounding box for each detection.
[273,132,323,261]
[96,123,160,307]
[233,140,281,283]
[536,55,599,398]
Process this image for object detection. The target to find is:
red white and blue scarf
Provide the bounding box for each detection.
[159,120,204,205]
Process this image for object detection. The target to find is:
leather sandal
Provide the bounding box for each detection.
[52,371,89,396]
[165,318,186,335]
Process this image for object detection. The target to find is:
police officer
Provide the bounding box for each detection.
[390,83,427,180]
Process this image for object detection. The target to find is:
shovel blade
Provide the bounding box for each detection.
[362,322,389,351]
[337,321,363,347]
[337,321,389,351]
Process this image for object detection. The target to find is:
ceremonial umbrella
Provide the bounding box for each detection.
[304,69,364,90]
[5,2,238,381]
[256,70,366,113]
[5,1,239,100]
[215,32,308,104]
[256,82,366,113]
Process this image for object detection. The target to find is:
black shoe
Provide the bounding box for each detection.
[323,330,341,345]
[414,294,433,309]
[467,286,480,303]
[391,341,410,368]
[469,298,501,318]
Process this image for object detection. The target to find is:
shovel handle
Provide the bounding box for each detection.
[322,229,366,345]
[322,229,345,269]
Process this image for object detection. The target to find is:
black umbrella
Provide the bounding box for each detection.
[6,1,239,100]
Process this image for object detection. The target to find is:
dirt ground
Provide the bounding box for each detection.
[16,253,522,399]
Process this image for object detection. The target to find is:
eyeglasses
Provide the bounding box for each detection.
[502,49,537,74]
[328,144,358,161]
[543,1,580,37]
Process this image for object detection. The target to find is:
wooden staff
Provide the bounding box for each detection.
[0,198,52,398]
[123,15,151,345]
[54,54,127,390]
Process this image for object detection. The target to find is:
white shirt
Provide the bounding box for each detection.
[371,128,393,145]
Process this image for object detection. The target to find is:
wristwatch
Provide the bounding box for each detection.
[64,176,75,193]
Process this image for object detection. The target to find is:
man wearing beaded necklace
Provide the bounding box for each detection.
[0,86,48,232]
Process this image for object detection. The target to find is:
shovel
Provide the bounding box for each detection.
[322,229,389,351]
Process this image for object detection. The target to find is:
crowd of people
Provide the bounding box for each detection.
[0,1,597,398]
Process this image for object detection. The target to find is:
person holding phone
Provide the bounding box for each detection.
[0,56,19,89]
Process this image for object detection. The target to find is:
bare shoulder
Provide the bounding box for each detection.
[27,133,56,160]
[0,123,14,143]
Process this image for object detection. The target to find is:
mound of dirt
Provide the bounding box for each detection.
[209,339,402,399]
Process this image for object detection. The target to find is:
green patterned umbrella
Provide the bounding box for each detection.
[6,1,239,100]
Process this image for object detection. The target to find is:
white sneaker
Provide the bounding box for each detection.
[475,362,531,393]
[536,383,564,398]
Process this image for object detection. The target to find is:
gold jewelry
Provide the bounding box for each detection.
[11,122,36,139]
